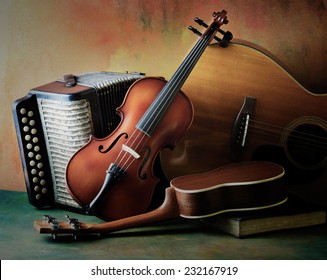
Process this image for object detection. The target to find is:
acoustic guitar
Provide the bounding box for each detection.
[160,39,327,207]
[34,161,286,239]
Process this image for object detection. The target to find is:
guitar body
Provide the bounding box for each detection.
[161,40,327,207]
[172,161,286,218]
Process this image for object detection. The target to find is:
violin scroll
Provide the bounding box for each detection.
[213,10,229,26]
[190,10,232,47]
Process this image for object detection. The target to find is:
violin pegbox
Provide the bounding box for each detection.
[189,10,233,48]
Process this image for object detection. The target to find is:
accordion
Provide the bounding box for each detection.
[13,71,145,212]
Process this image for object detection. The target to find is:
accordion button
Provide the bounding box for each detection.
[32,177,39,183]
[34,186,40,192]
[34,146,40,152]
[42,188,47,194]
[25,135,31,141]
[31,128,37,135]
[35,154,42,160]
[22,117,28,123]
[28,152,34,158]
[23,126,29,132]
[29,160,36,166]
[28,111,34,117]
[37,163,43,169]
[31,169,37,175]
[29,120,35,126]
[26,143,32,150]
[39,171,45,177]
[32,137,38,143]
[20,108,27,115]
[36,194,41,200]
[40,180,46,186]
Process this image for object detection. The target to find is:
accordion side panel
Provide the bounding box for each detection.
[12,94,55,208]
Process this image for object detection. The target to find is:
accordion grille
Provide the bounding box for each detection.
[37,98,92,208]
[93,75,140,136]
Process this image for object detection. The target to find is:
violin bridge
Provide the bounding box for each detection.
[122,144,141,159]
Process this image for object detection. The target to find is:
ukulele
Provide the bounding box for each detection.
[65,10,230,221]
[34,161,287,239]
[160,40,327,207]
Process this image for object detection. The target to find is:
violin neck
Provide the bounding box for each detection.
[136,30,215,136]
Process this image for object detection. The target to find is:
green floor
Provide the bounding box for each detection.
[1,190,326,260]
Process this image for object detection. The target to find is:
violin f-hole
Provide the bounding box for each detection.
[138,146,150,180]
[98,132,128,153]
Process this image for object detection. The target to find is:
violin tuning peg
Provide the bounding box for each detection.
[191,15,233,48]
[218,29,233,41]
[188,26,202,37]
[214,29,233,48]
[194,17,208,28]
[224,31,233,41]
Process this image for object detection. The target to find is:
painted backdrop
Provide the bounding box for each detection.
[1,0,326,191]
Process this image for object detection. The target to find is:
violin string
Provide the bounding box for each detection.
[133,38,206,138]
[113,35,210,172]
[112,127,150,172]
[112,129,140,170]
[140,37,209,135]
[121,131,149,171]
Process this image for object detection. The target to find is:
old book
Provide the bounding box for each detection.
[202,194,326,238]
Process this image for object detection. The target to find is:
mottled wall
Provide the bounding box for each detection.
[1,0,326,191]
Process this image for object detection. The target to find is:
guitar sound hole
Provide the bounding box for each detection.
[286,124,327,168]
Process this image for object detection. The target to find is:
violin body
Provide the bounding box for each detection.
[66,77,193,220]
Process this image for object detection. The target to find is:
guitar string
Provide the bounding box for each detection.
[248,119,327,145]
[246,126,327,151]
[247,122,327,151]
[250,119,327,141]
[112,34,210,173]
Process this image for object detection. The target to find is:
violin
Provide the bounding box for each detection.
[65,10,230,220]
[35,161,287,239]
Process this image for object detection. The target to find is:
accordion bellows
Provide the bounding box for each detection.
[12,71,145,212]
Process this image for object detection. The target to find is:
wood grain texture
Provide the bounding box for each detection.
[161,40,326,206]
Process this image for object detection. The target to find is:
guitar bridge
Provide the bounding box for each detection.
[231,96,256,161]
